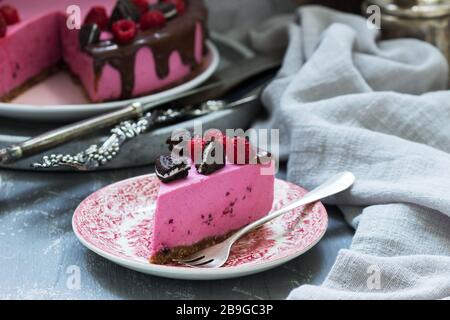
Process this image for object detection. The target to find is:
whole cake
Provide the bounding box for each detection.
[150,136,275,264]
[0,0,208,102]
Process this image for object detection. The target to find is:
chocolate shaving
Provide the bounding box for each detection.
[149,2,178,19]
[110,0,141,26]
[195,141,225,175]
[79,24,100,49]
[155,155,191,183]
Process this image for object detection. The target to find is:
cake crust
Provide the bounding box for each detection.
[150,229,236,265]
[0,64,61,102]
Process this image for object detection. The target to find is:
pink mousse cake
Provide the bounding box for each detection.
[150,138,275,264]
[0,0,208,102]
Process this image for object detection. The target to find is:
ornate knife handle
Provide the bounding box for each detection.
[31,99,232,171]
[31,112,159,171]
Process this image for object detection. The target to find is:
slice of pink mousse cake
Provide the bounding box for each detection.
[150,161,275,265]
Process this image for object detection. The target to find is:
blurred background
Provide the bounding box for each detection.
[207,0,363,35]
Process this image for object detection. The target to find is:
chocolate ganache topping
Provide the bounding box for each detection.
[82,0,208,100]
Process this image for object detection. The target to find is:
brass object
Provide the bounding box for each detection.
[294,0,364,13]
[363,0,450,74]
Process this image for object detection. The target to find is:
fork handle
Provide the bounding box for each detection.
[229,172,355,243]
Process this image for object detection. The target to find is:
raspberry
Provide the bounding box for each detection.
[0,5,20,25]
[227,137,254,165]
[111,19,137,44]
[131,0,149,15]
[164,0,186,14]
[140,10,166,30]
[0,14,6,38]
[84,6,109,30]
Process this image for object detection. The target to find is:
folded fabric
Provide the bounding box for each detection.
[249,6,450,299]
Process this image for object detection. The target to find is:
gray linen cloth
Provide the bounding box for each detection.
[248,6,450,299]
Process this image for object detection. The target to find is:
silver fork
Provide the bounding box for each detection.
[175,171,355,268]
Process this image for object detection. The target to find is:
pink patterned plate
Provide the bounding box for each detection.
[73,174,328,280]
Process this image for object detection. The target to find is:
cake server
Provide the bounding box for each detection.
[176,171,356,268]
[0,53,281,165]
[30,93,260,171]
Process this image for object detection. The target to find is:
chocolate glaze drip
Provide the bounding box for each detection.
[84,0,208,100]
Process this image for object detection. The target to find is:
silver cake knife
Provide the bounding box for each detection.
[31,94,260,171]
[0,54,281,165]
